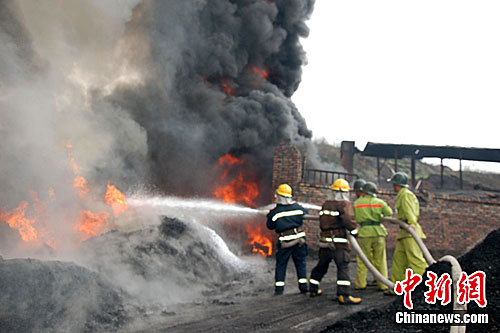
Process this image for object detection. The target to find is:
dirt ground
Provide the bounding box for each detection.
[126,229,500,332]
[2,219,497,332]
[123,257,397,332]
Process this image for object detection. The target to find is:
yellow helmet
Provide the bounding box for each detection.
[332,178,350,192]
[276,184,293,198]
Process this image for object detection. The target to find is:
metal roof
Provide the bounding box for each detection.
[361,142,500,163]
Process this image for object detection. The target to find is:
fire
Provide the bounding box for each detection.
[0,201,38,242]
[221,80,233,96]
[251,66,269,79]
[76,210,110,240]
[0,138,132,248]
[213,153,273,256]
[104,183,129,218]
[74,176,90,197]
[246,222,272,256]
[213,154,258,207]
[0,191,58,248]
[65,140,81,175]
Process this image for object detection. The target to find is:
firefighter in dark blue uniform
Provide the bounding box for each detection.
[266,184,308,295]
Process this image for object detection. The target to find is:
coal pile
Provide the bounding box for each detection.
[80,217,250,304]
[0,257,127,332]
[0,216,252,332]
[322,228,500,332]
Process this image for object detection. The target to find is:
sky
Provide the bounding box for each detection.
[292,0,500,173]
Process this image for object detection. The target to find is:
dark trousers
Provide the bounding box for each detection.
[310,246,352,296]
[274,242,308,292]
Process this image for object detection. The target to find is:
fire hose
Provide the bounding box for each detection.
[379,217,466,333]
[260,209,466,332]
[382,217,436,266]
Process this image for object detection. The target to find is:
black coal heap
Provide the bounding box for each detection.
[0,217,249,332]
[0,258,126,332]
[322,229,500,333]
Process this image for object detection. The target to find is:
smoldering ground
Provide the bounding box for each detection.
[0,216,268,332]
[0,0,320,331]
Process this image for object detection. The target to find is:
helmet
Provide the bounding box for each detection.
[387,172,409,187]
[276,184,293,198]
[332,178,350,192]
[353,179,366,191]
[361,182,378,196]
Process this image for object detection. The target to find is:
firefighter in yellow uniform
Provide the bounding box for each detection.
[353,182,392,291]
[387,172,428,294]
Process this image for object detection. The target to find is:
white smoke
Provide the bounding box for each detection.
[0,0,315,253]
[0,0,147,251]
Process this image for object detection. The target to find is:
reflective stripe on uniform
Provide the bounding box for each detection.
[354,204,383,209]
[298,278,308,284]
[350,229,358,235]
[272,210,304,221]
[275,281,285,287]
[319,210,340,216]
[321,237,348,243]
[278,231,306,241]
[309,279,320,285]
[337,280,351,286]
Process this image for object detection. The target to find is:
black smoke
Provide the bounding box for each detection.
[107,0,315,198]
[0,0,315,248]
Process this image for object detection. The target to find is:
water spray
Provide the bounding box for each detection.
[128,195,321,220]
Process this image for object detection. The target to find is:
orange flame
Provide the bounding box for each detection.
[0,139,133,248]
[246,222,273,256]
[221,81,233,95]
[213,154,258,207]
[104,183,129,218]
[0,201,38,242]
[251,67,269,79]
[213,154,272,256]
[76,210,110,240]
[74,176,90,197]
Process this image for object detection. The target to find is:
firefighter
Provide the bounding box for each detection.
[308,178,362,305]
[353,179,366,199]
[353,182,393,291]
[266,184,309,295]
[386,172,428,295]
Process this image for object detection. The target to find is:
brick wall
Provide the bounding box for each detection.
[272,141,500,258]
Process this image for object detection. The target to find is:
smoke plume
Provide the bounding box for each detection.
[0,0,315,250]
[108,0,315,196]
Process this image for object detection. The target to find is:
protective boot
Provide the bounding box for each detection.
[274,286,284,295]
[299,283,309,294]
[338,295,362,305]
[309,284,323,297]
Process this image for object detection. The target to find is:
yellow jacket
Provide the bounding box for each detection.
[395,187,426,240]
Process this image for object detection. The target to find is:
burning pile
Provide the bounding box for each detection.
[0,147,130,252]
[0,215,252,331]
[0,1,316,329]
[0,0,315,257]
[213,153,273,257]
